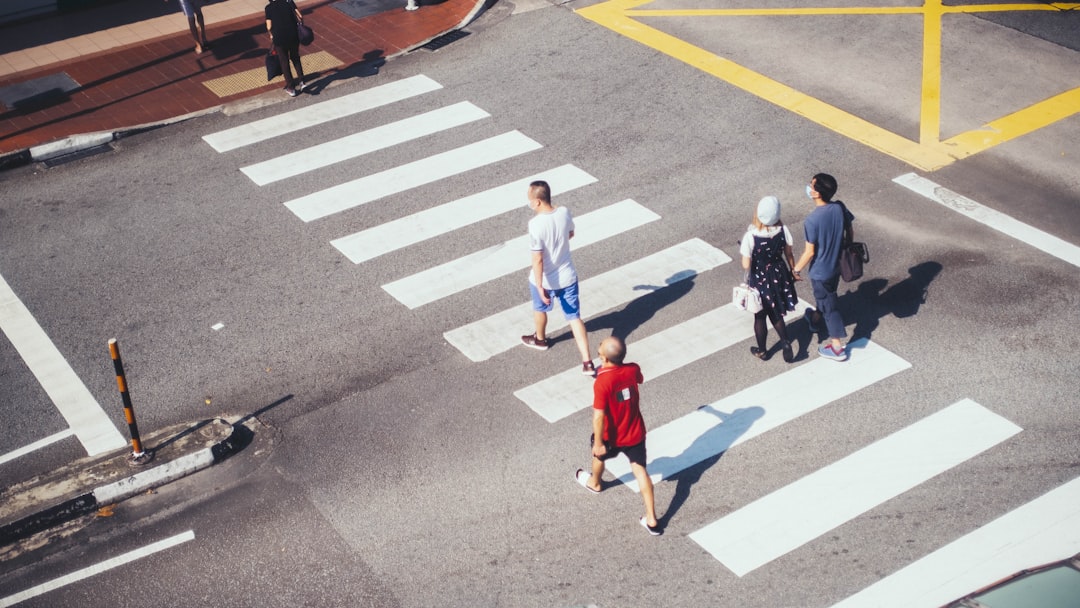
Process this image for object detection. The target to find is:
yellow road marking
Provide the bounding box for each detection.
[921,0,943,145]
[579,0,1080,170]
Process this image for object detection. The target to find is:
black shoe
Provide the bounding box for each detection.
[782,341,794,363]
[750,346,768,360]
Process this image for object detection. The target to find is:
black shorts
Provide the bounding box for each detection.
[590,434,647,466]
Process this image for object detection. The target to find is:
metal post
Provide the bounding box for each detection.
[405,0,419,11]
[109,339,151,464]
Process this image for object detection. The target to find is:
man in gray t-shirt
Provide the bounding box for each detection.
[520,180,595,376]
[793,173,855,361]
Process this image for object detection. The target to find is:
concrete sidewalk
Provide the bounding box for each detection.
[0,0,486,163]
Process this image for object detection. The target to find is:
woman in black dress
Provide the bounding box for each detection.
[739,196,798,362]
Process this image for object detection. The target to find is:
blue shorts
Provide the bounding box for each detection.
[529,281,581,321]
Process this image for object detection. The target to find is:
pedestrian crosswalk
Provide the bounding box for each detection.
[285,130,543,222]
[690,398,1021,577]
[443,238,731,362]
[200,74,1066,600]
[241,101,491,186]
[383,199,660,309]
[330,164,597,264]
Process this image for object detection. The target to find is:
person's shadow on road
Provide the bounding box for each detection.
[584,270,697,343]
[848,261,943,341]
[653,405,764,528]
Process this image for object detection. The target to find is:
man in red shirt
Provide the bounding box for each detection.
[575,336,661,535]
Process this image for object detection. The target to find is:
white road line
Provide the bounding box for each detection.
[515,299,810,422]
[0,530,195,607]
[605,338,911,491]
[690,399,1022,577]
[830,475,1080,608]
[331,164,597,264]
[894,173,1080,269]
[383,200,660,309]
[0,273,125,456]
[240,101,491,185]
[202,74,442,152]
[443,238,732,362]
[0,429,75,467]
[285,131,543,222]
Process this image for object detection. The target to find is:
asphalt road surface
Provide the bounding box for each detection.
[2,0,1078,606]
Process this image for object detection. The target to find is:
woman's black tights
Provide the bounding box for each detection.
[754,306,790,351]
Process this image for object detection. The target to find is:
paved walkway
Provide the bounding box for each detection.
[0,0,483,157]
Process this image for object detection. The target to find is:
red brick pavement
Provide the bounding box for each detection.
[0,0,479,156]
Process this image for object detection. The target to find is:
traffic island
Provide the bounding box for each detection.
[0,417,251,547]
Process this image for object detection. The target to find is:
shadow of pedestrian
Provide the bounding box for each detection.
[646,405,764,527]
[792,261,942,352]
[303,50,386,94]
[583,270,697,343]
[849,261,943,341]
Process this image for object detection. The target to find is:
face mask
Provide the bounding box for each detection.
[806,185,814,199]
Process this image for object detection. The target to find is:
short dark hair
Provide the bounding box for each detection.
[529,180,551,204]
[813,173,837,202]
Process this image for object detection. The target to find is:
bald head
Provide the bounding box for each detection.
[599,336,626,365]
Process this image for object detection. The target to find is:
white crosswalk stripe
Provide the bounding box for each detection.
[383,199,660,309]
[330,164,597,264]
[689,399,1022,577]
[443,238,732,362]
[830,474,1080,608]
[285,130,543,222]
[515,300,811,423]
[202,74,443,152]
[240,102,491,186]
[603,338,911,490]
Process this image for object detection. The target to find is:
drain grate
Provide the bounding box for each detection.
[421,29,470,51]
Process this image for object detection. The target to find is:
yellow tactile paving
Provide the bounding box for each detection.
[200,51,343,97]
[578,0,1080,171]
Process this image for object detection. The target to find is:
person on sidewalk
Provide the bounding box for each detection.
[575,336,661,536]
[173,0,209,54]
[520,180,594,376]
[739,195,798,363]
[792,173,855,362]
[265,0,306,97]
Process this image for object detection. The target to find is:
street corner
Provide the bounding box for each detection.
[575,0,1080,171]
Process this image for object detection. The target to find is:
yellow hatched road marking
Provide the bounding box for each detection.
[579,0,1080,170]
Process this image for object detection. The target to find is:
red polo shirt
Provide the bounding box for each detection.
[593,363,645,447]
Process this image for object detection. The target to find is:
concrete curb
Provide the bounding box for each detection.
[0,420,247,547]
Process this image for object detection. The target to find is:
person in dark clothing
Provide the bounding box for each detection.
[793,173,856,362]
[265,0,305,97]
[739,195,798,363]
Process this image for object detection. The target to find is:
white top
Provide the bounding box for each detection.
[528,206,577,289]
[739,224,793,258]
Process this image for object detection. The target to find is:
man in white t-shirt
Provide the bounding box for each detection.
[521,180,595,376]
